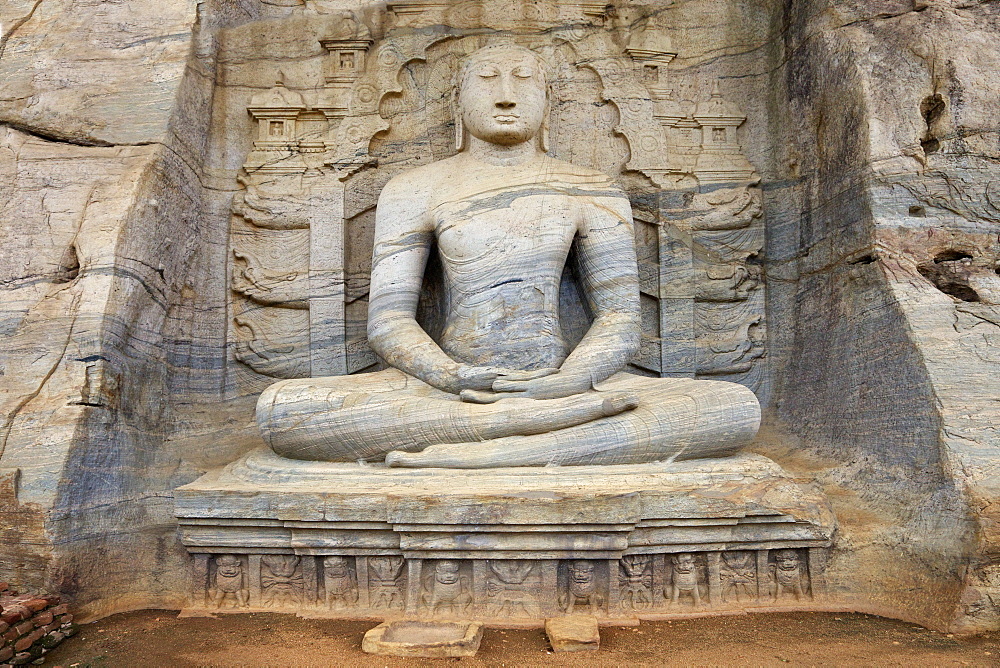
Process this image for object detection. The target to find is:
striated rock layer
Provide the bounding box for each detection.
[0,0,999,633]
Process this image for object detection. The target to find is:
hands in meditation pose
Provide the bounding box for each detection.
[255,44,761,468]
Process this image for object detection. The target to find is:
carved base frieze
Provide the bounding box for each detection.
[190,547,828,620]
[177,451,835,622]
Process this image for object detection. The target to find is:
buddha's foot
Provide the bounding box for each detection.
[384,391,638,468]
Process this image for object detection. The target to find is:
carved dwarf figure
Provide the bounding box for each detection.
[323,556,358,610]
[424,560,472,615]
[561,560,604,614]
[720,551,757,603]
[261,555,304,608]
[254,44,761,468]
[771,549,807,601]
[487,560,537,617]
[619,554,653,611]
[669,553,703,607]
[368,556,405,610]
[212,554,249,609]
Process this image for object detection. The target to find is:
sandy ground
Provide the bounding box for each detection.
[43,610,1000,667]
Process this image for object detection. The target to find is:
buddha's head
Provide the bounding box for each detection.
[455,44,550,151]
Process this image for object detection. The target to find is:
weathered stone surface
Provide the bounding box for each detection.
[545,615,600,652]
[361,620,483,658]
[2,0,1000,636]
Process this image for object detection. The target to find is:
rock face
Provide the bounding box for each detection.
[1,0,1000,634]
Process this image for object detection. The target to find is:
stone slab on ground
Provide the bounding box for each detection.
[361,620,483,658]
[545,615,600,652]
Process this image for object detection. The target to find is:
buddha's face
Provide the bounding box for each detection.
[459,48,547,147]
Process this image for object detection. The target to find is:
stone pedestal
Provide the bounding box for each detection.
[175,451,834,622]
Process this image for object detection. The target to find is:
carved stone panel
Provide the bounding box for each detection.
[421,559,473,617]
[367,555,407,611]
[322,556,359,610]
[260,554,305,608]
[222,1,765,396]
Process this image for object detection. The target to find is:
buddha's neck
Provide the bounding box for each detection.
[465,136,541,166]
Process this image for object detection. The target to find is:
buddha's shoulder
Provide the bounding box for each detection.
[539,156,622,190]
[380,159,457,196]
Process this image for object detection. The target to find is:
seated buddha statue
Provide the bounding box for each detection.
[254,44,761,468]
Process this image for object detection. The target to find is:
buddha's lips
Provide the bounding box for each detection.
[494,114,519,122]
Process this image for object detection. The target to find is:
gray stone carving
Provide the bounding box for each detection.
[619,555,653,612]
[253,43,762,468]
[486,560,538,618]
[422,560,472,616]
[368,556,406,611]
[211,555,249,609]
[560,561,605,615]
[260,555,304,608]
[771,550,809,603]
[720,551,757,604]
[322,556,358,610]
[669,553,703,608]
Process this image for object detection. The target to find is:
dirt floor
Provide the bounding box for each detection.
[42,610,1000,667]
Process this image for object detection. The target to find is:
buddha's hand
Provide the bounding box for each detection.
[453,365,558,395]
[460,369,590,403]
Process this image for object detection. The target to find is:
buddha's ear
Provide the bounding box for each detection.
[539,82,551,153]
[453,63,465,152]
[455,113,465,152]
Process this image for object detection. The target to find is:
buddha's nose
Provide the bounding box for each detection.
[496,76,516,109]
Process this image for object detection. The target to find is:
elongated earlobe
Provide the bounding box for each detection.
[539,86,551,153]
[455,114,465,152]
[540,111,550,153]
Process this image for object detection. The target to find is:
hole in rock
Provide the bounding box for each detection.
[918,252,981,302]
[54,244,80,284]
[849,254,876,265]
[921,93,946,126]
[920,93,946,154]
[909,205,926,217]
[934,250,973,263]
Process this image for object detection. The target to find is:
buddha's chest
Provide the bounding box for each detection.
[432,192,579,266]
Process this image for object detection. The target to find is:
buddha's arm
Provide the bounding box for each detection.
[558,193,641,383]
[366,177,473,394]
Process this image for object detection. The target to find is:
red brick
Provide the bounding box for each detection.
[0,612,21,627]
[40,624,57,635]
[12,622,31,637]
[4,628,18,642]
[5,607,28,622]
[0,646,12,662]
[12,637,32,653]
[0,622,7,634]
[47,605,67,617]
[10,651,31,665]
[0,582,9,592]
[21,602,44,615]
[57,615,72,625]
[29,614,50,629]
[39,596,59,606]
